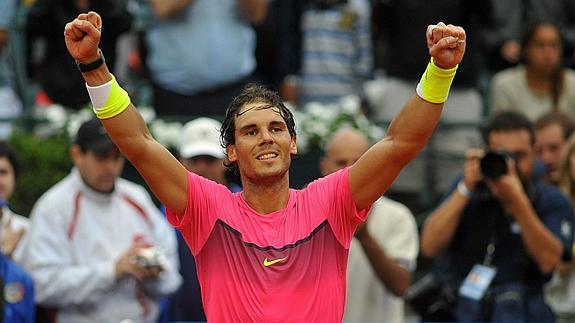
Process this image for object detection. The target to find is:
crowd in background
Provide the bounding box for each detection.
[0,0,574,322]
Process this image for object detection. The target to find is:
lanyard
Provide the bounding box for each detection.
[482,238,496,267]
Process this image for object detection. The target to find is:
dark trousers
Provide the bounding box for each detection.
[152,78,253,117]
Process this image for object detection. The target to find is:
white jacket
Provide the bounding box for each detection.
[23,169,181,323]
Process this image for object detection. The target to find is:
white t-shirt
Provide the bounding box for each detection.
[490,65,575,121]
[344,196,419,322]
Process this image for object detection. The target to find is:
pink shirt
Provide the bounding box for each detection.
[166,168,369,322]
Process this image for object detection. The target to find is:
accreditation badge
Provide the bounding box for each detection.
[458,264,497,301]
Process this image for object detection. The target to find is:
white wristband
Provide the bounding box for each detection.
[86,78,113,111]
[457,180,471,198]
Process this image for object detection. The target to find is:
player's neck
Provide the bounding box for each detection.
[241,176,290,215]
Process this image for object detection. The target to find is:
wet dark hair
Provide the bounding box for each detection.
[482,111,535,145]
[220,84,297,171]
[0,142,20,179]
[520,20,565,110]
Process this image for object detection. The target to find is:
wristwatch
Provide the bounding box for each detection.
[76,49,105,73]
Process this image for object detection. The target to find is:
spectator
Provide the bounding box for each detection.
[143,0,268,116]
[545,131,575,323]
[534,111,575,185]
[168,117,241,322]
[320,128,418,323]
[491,21,575,121]
[420,111,574,322]
[26,0,132,109]
[0,0,22,139]
[0,142,28,264]
[22,118,181,323]
[486,0,575,72]
[177,117,241,191]
[281,0,372,106]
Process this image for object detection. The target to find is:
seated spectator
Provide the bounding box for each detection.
[23,119,181,323]
[534,111,575,185]
[491,21,575,121]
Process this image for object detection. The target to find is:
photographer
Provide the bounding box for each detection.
[420,111,574,322]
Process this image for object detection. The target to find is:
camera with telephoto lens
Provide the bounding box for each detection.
[480,150,513,179]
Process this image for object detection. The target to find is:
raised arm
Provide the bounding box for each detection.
[64,12,188,215]
[349,23,466,210]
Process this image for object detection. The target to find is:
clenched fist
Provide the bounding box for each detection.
[64,11,102,64]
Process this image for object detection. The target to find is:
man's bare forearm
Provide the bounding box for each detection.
[357,234,410,296]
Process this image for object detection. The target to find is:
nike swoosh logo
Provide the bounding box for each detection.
[263,256,287,267]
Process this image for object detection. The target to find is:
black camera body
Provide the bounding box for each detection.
[480,150,512,179]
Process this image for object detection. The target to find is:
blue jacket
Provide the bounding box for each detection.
[0,254,35,323]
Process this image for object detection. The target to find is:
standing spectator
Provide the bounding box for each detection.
[0,0,22,139]
[545,132,575,323]
[420,111,574,322]
[0,142,28,265]
[282,0,372,106]
[491,21,575,121]
[22,119,181,323]
[168,117,241,322]
[144,0,268,116]
[26,0,132,109]
[320,128,418,323]
[534,111,575,185]
[177,117,240,192]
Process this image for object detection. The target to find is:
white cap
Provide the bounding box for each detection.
[178,117,225,159]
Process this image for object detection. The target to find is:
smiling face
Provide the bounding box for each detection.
[226,103,297,184]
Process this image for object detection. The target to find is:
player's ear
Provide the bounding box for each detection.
[227,144,237,163]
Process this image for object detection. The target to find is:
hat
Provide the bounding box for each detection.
[179,117,225,159]
[74,118,116,154]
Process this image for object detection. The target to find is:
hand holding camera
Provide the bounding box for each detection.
[473,149,526,210]
[115,246,165,281]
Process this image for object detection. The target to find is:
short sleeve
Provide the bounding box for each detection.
[303,168,370,248]
[165,171,233,255]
